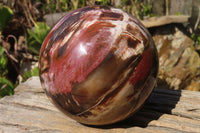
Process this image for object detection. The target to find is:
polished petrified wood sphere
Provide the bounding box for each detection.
[39,6,159,125]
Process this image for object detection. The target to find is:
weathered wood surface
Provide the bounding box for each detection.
[0,77,200,133]
[141,15,190,28]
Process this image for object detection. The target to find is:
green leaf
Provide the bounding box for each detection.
[27,22,50,55]
[27,29,42,44]
[0,46,7,76]
[0,5,13,31]
[22,67,39,82]
[0,77,14,98]
[0,45,4,55]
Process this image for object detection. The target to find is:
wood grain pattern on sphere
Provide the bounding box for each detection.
[39,6,159,125]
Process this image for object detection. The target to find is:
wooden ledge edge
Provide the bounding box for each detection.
[141,15,190,28]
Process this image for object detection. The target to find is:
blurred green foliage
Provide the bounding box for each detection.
[0,77,14,98]
[0,5,15,98]
[120,0,154,19]
[0,46,15,97]
[191,26,200,55]
[191,26,200,45]
[39,0,154,19]
[22,67,39,82]
[27,22,50,55]
[141,3,154,17]
[0,5,13,31]
[175,12,181,15]
[0,46,8,76]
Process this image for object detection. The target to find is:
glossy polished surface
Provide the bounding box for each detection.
[39,6,159,125]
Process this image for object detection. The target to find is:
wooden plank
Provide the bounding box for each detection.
[0,77,200,133]
[141,15,190,28]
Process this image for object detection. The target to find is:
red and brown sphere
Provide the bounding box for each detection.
[39,6,159,125]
